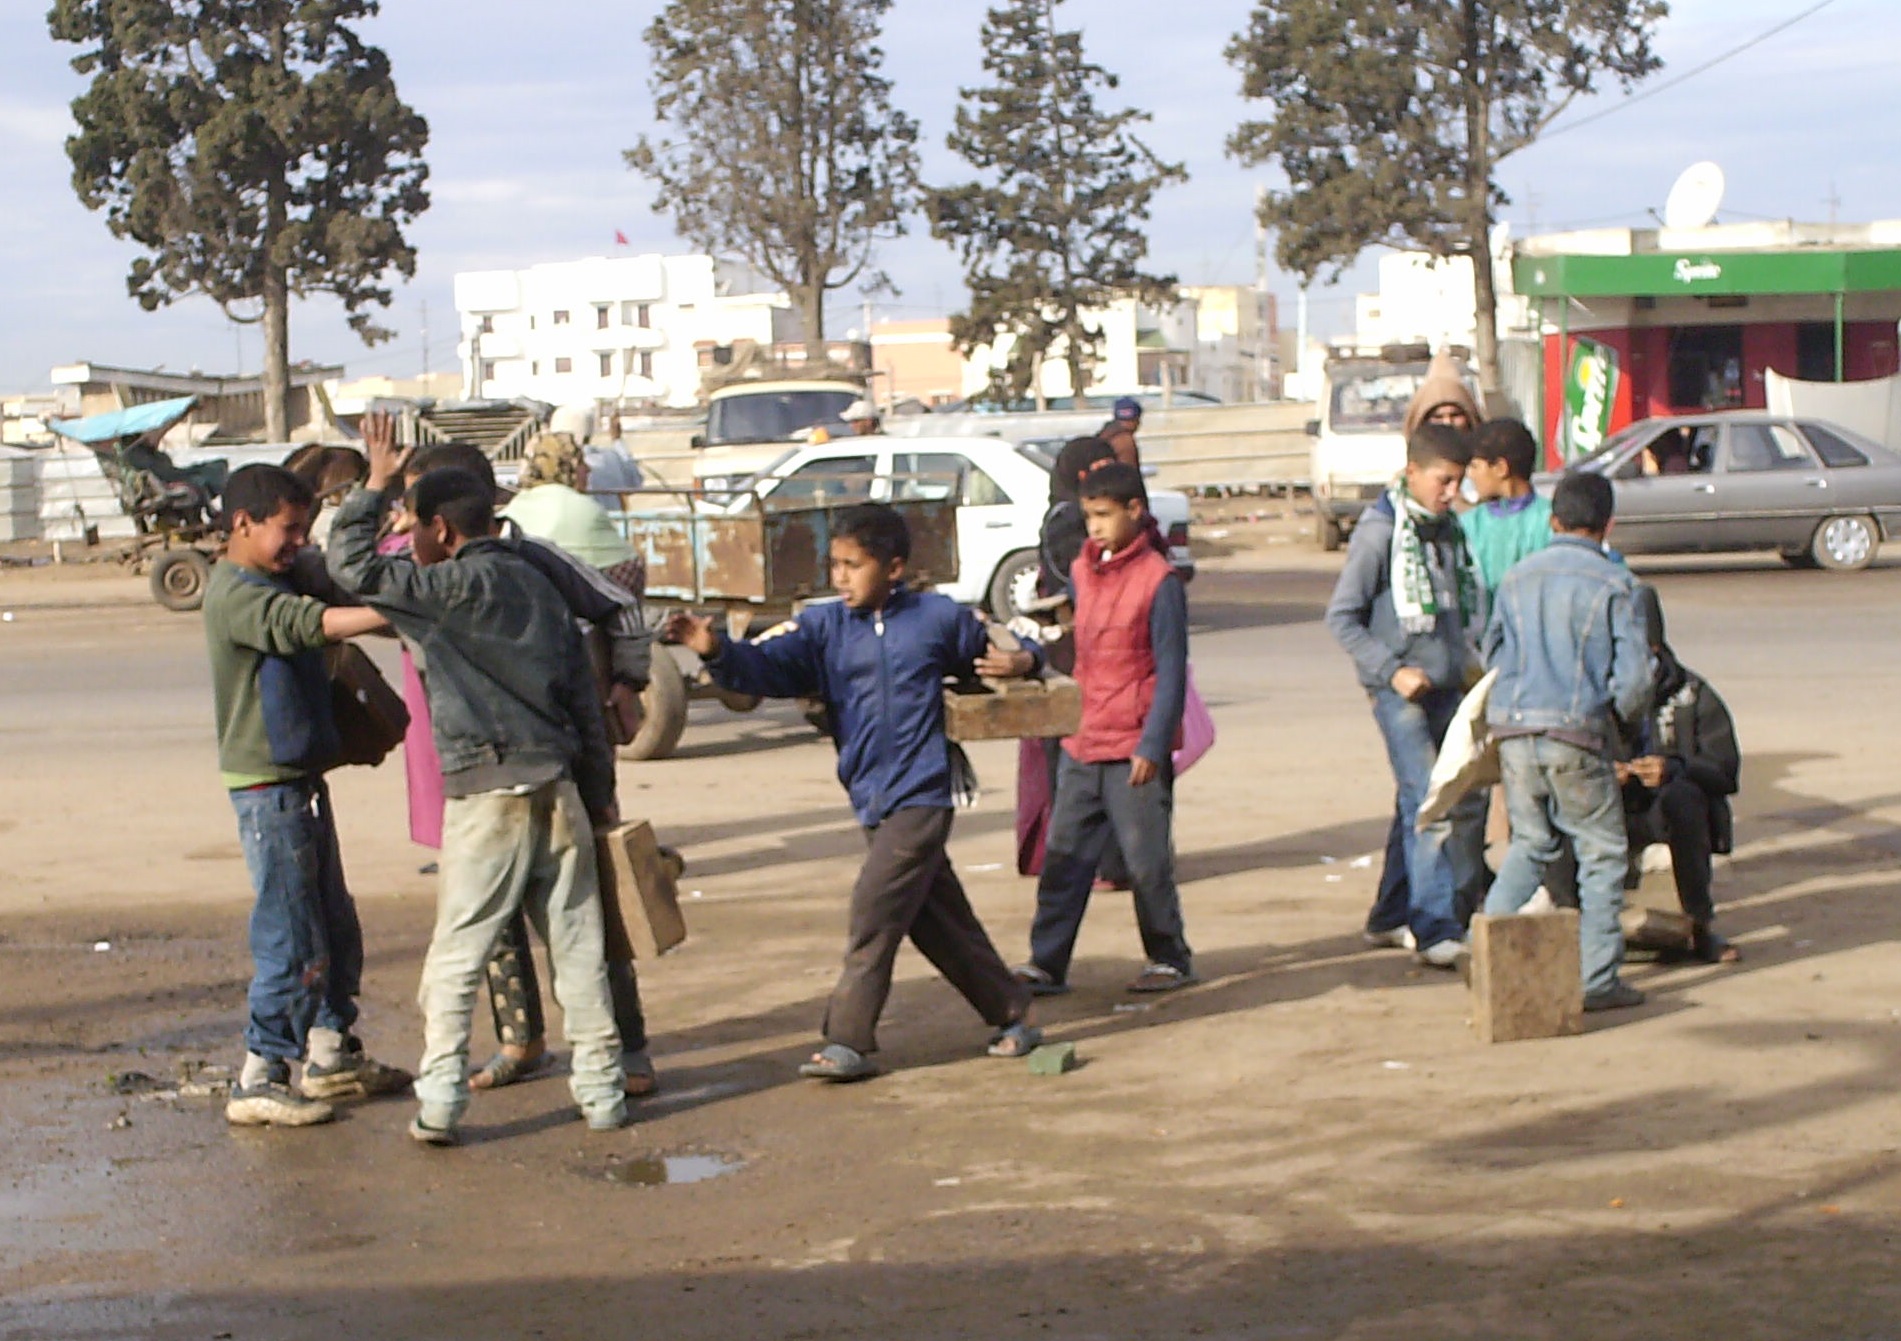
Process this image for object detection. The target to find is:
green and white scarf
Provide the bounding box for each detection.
[1387,480,1486,641]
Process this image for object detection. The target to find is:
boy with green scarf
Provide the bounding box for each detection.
[1324,424,1490,967]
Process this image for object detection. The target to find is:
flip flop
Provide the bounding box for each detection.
[798,1044,877,1083]
[623,1051,658,1099]
[986,1022,1043,1058]
[1691,927,1742,964]
[1012,964,1071,997]
[1127,962,1197,994]
[468,1047,551,1091]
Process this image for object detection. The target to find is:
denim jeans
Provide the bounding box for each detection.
[1484,735,1629,996]
[1366,687,1487,951]
[231,778,362,1063]
[1030,755,1192,983]
[414,780,623,1128]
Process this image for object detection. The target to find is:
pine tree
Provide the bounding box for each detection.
[627,0,919,364]
[1227,0,1664,401]
[929,0,1187,408]
[51,1,431,442]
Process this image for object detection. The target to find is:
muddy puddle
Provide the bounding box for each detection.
[590,1151,745,1187]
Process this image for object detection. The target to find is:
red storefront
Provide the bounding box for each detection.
[1512,227,1901,465]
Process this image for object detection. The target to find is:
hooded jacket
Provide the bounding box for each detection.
[703,585,1042,826]
[1402,350,1485,438]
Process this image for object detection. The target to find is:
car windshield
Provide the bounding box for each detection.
[705,389,859,446]
[1329,367,1427,432]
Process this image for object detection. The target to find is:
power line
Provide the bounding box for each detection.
[1542,0,1841,141]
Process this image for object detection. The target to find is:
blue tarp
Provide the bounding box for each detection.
[47,396,199,446]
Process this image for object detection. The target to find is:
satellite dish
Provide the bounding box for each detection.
[1664,162,1726,230]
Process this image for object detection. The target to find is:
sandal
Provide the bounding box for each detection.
[986,1022,1043,1058]
[798,1043,877,1083]
[468,1044,550,1091]
[1012,964,1071,997]
[623,1051,658,1099]
[1127,962,1197,994]
[1691,927,1742,964]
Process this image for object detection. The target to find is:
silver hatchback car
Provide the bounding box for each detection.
[1546,412,1901,571]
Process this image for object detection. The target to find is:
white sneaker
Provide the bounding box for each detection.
[1416,938,1470,969]
[1362,926,1417,951]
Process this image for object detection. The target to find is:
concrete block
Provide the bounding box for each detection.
[944,674,1081,742]
[1621,905,1694,951]
[596,820,687,960]
[1469,911,1583,1044]
[1027,1042,1078,1075]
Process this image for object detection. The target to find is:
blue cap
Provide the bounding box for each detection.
[1113,396,1141,422]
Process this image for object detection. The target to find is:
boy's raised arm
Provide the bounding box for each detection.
[666,610,824,700]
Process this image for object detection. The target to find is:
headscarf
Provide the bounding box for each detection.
[1049,436,1115,505]
[519,432,586,489]
[1402,349,1485,438]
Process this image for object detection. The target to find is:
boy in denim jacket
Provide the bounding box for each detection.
[1482,472,1655,1011]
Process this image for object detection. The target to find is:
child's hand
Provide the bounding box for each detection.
[362,410,412,490]
[663,611,720,657]
[1129,755,1159,786]
[974,647,1034,679]
[1390,667,1431,702]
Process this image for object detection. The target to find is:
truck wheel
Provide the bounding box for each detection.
[150,548,212,612]
[623,648,689,760]
[987,549,1040,621]
[1810,514,1879,571]
[1316,512,1345,552]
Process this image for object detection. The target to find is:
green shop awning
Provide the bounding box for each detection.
[1513,247,1901,299]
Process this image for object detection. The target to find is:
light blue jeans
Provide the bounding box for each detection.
[414,780,624,1129]
[1369,687,1488,950]
[1484,735,1629,996]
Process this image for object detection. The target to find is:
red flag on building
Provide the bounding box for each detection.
[614,230,629,246]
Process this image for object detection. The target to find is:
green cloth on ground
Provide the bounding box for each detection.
[501,484,634,568]
[203,560,331,789]
[1460,493,1554,594]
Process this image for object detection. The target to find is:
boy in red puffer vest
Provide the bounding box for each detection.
[1016,462,1194,996]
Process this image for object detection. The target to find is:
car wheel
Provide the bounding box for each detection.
[1316,512,1344,552]
[1809,515,1879,572]
[987,549,1041,620]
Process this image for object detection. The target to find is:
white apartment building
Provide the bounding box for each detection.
[453,253,795,410]
[960,295,1209,402]
[1350,229,1532,351]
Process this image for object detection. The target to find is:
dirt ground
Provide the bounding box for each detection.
[3,519,1899,1340]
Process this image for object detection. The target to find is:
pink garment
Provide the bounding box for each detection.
[1015,737,1052,876]
[378,529,446,850]
[402,650,444,850]
[1172,667,1216,775]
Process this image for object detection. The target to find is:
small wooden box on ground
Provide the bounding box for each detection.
[1469,911,1583,1044]
[943,674,1081,742]
[596,820,687,960]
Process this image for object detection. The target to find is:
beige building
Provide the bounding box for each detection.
[870,319,965,408]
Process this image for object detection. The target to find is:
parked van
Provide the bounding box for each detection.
[1307,344,1439,550]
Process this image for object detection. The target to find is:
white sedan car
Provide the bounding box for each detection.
[737,434,1194,618]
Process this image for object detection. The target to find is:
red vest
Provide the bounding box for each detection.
[1066,531,1176,763]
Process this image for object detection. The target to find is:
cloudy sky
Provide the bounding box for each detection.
[0,0,1893,393]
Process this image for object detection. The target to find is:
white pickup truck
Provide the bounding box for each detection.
[738,434,1195,618]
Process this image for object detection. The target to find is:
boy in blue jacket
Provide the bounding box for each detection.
[666,504,1042,1081]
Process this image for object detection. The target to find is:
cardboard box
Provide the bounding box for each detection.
[1469,912,1584,1044]
[596,820,686,959]
[943,674,1081,741]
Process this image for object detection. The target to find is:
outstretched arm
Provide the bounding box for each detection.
[664,610,825,700]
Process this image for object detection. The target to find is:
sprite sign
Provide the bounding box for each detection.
[1563,337,1619,461]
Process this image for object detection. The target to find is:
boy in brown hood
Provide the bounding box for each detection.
[1402,350,1484,437]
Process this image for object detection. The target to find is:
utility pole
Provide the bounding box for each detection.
[420,299,430,381]
[1254,183,1271,403]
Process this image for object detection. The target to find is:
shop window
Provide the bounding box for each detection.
[1726,423,1813,473]
[1796,323,1837,382]
[1667,326,1744,409]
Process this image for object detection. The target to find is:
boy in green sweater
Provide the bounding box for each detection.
[1460,419,1553,595]
[206,465,410,1128]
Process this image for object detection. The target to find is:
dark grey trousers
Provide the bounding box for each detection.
[1029,754,1192,983]
[823,806,1030,1055]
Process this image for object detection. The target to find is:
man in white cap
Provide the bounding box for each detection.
[840,398,881,436]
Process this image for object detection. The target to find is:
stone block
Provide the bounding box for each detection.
[1027,1042,1078,1075]
[943,674,1081,741]
[1469,911,1583,1044]
[597,820,687,960]
[1621,905,1694,951]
